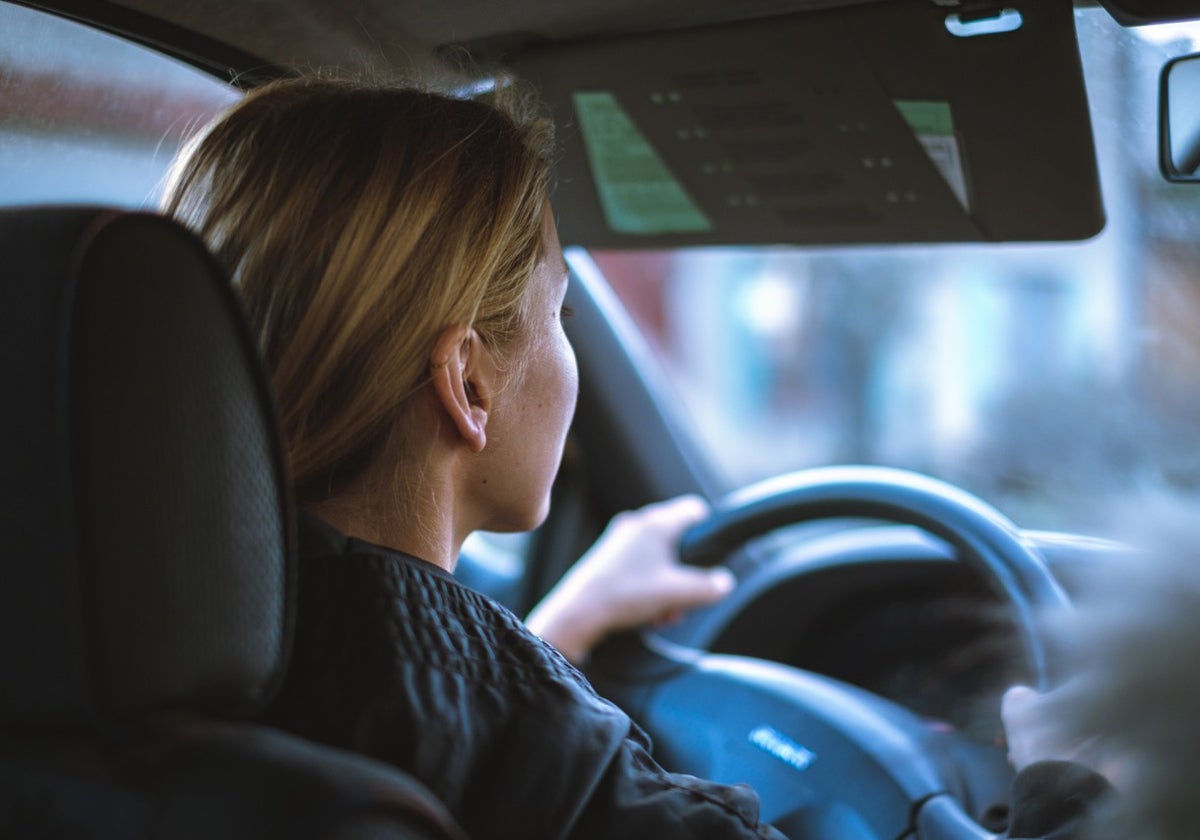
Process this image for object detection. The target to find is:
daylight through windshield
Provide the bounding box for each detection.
[593,8,1200,536]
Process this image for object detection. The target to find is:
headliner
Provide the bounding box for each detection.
[45,0,905,78]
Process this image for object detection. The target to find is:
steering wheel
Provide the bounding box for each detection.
[587,466,1071,840]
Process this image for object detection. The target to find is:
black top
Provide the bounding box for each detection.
[263,512,1111,840]
[264,512,785,839]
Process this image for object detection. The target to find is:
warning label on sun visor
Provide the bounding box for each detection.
[893,100,970,212]
[572,91,713,235]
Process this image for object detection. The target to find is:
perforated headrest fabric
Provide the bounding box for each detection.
[0,207,294,724]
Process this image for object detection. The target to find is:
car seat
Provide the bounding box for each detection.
[0,206,467,840]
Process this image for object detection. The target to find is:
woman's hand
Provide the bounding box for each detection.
[1002,683,1123,786]
[1002,685,1079,772]
[525,495,736,664]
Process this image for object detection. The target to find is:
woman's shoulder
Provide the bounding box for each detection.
[293,511,596,700]
[269,513,635,833]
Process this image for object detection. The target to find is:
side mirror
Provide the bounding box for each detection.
[1160,52,1200,182]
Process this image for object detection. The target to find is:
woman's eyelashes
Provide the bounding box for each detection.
[560,304,576,321]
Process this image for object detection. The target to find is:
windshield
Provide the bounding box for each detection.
[591,8,1200,537]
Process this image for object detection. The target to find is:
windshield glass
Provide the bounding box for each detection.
[592,8,1200,536]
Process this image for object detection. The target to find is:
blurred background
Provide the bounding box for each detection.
[593,8,1200,536]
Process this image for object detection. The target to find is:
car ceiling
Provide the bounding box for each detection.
[20,0,1200,247]
[60,0,880,76]
[38,0,1200,78]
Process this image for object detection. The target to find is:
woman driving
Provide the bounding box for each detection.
[164,77,1111,840]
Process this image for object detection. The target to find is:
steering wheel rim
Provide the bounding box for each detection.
[588,466,1073,839]
[677,465,1071,691]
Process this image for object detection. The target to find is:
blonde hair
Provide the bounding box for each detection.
[164,78,554,504]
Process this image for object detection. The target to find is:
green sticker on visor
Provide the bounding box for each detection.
[572,91,712,235]
[893,100,955,137]
[893,99,969,210]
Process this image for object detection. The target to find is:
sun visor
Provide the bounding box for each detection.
[509,0,1102,247]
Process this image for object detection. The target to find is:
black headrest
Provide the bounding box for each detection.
[0,206,294,726]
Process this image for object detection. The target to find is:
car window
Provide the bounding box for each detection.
[0,2,239,208]
[593,8,1200,537]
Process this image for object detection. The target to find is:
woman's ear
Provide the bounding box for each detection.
[429,325,492,453]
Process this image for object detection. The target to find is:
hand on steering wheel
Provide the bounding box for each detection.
[588,466,1072,840]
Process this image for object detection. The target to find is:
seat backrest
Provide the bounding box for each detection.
[0,206,292,725]
[0,206,466,840]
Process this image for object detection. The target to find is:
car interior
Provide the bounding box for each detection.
[0,205,467,838]
[4,0,1200,837]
